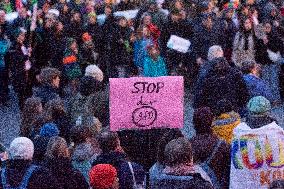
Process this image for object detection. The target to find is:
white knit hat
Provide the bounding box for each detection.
[9,137,34,160]
[85,65,104,82]
[207,45,224,61]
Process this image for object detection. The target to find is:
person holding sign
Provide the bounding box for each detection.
[192,13,222,65]
[143,45,167,77]
[160,8,193,76]
[230,97,284,189]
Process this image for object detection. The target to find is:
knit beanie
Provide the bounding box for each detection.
[85,64,104,82]
[9,137,34,160]
[40,123,60,138]
[247,96,271,115]
[82,32,92,43]
[89,164,117,189]
[208,45,224,61]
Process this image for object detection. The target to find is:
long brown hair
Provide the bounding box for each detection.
[44,98,66,121]
[21,97,43,137]
[45,136,70,159]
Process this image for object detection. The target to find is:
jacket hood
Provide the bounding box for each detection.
[94,151,128,166]
[246,114,277,129]
[72,143,95,162]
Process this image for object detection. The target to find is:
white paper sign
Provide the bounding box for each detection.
[167,35,191,53]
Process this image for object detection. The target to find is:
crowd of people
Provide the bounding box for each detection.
[0,0,284,188]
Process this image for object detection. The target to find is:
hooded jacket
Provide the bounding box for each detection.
[245,113,277,129]
[197,66,249,113]
[150,165,214,189]
[33,84,60,106]
[43,157,89,189]
[0,160,61,189]
[72,143,97,185]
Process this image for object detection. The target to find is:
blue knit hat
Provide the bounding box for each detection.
[247,96,271,114]
[40,123,59,138]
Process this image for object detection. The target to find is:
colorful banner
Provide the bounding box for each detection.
[109,76,184,131]
[230,122,284,189]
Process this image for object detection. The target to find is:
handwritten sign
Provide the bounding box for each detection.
[109,76,184,131]
[167,35,191,53]
[230,122,284,189]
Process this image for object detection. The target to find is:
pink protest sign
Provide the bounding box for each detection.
[110,76,184,131]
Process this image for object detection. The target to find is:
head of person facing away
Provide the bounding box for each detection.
[9,137,34,161]
[164,137,193,168]
[193,107,214,135]
[156,129,184,166]
[45,136,70,160]
[21,97,43,137]
[97,131,122,154]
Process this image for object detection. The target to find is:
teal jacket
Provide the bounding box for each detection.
[0,39,9,68]
[143,56,167,77]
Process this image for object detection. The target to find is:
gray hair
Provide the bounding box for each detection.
[207,45,224,61]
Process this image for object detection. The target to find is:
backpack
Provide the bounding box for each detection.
[128,162,145,189]
[1,165,39,189]
[114,160,145,189]
[200,140,222,189]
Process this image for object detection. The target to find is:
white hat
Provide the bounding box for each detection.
[48,9,60,17]
[9,137,34,160]
[207,45,224,61]
[85,65,104,82]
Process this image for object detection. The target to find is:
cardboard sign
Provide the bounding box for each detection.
[167,35,191,53]
[110,76,184,131]
[230,122,284,189]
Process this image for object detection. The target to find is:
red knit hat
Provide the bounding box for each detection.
[82,32,92,43]
[89,164,117,189]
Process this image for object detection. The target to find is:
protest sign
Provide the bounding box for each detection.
[97,9,168,25]
[5,12,18,23]
[109,76,184,131]
[167,35,191,53]
[230,122,284,189]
